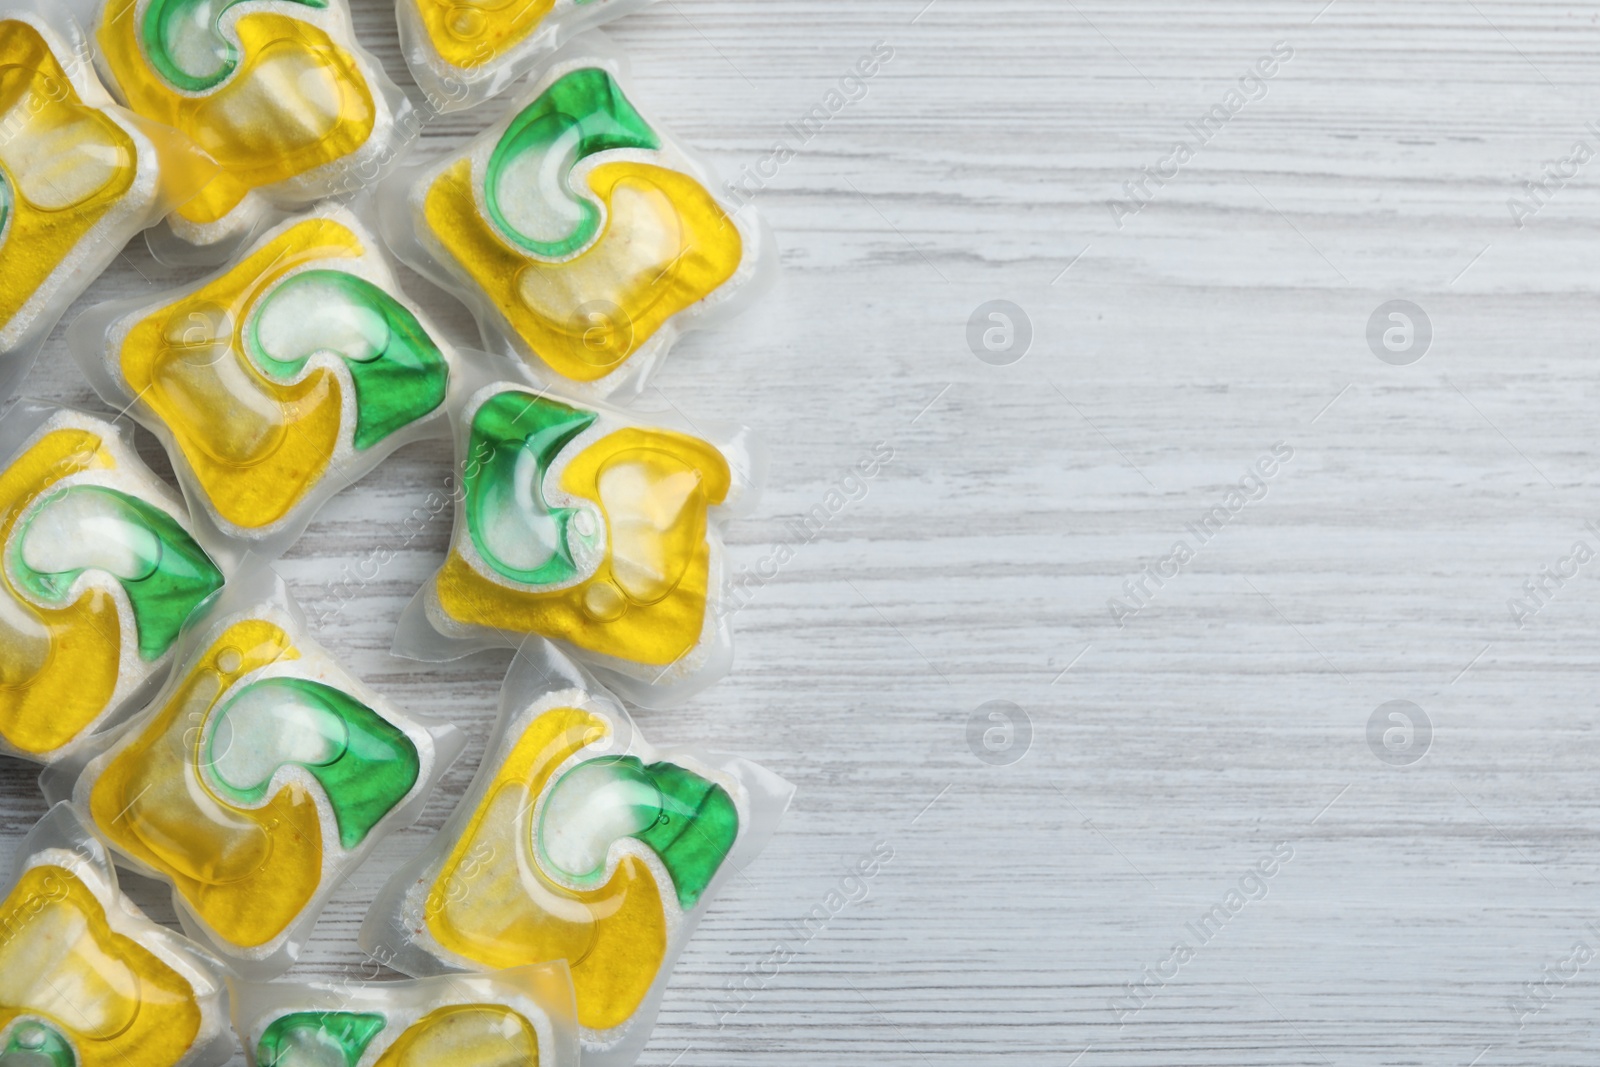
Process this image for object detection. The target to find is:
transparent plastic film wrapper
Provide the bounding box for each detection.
[378,34,773,402]
[397,0,660,114]
[45,566,466,978]
[0,401,231,765]
[70,205,459,558]
[361,641,793,1066]
[230,964,579,1067]
[0,1,216,395]
[392,371,764,708]
[85,0,415,257]
[0,803,234,1067]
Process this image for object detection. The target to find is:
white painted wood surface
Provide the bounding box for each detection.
[4,0,1600,1063]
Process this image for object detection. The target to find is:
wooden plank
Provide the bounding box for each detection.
[3,1,1599,1063]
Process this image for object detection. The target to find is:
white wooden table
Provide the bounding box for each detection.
[5,0,1600,1063]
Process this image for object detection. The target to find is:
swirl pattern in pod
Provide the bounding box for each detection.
[386,47,768,400]
[400,377,756,706]
[64,569,464,977]
[0,8,168,372]
[361,643,792,1066]
[0,804,232,1067]
[92,0,410,247]
[75,206,456,555]
[0,405,225,764]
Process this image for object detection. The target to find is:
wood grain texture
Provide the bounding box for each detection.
[4,0,1600,1063]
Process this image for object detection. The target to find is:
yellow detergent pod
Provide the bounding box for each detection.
[397,0,660,112]
[397,379,754,707]
[0,404,226,764]
[75,206,456,555]
[68,568,464,978]
[385,49,767,400]
[230,965,580,1067]
[93,0,412,249]
[0,803,232,1067]
[0,8,164,377]
[360,644,792,1066]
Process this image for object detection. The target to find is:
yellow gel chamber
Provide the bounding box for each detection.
[0,805,230,1067]
[95,0,406,247]
[102,209,453,545]
[408,61,761,397]
[424,382,743,698]
[414,0,558,71]
[0,14,160,359]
